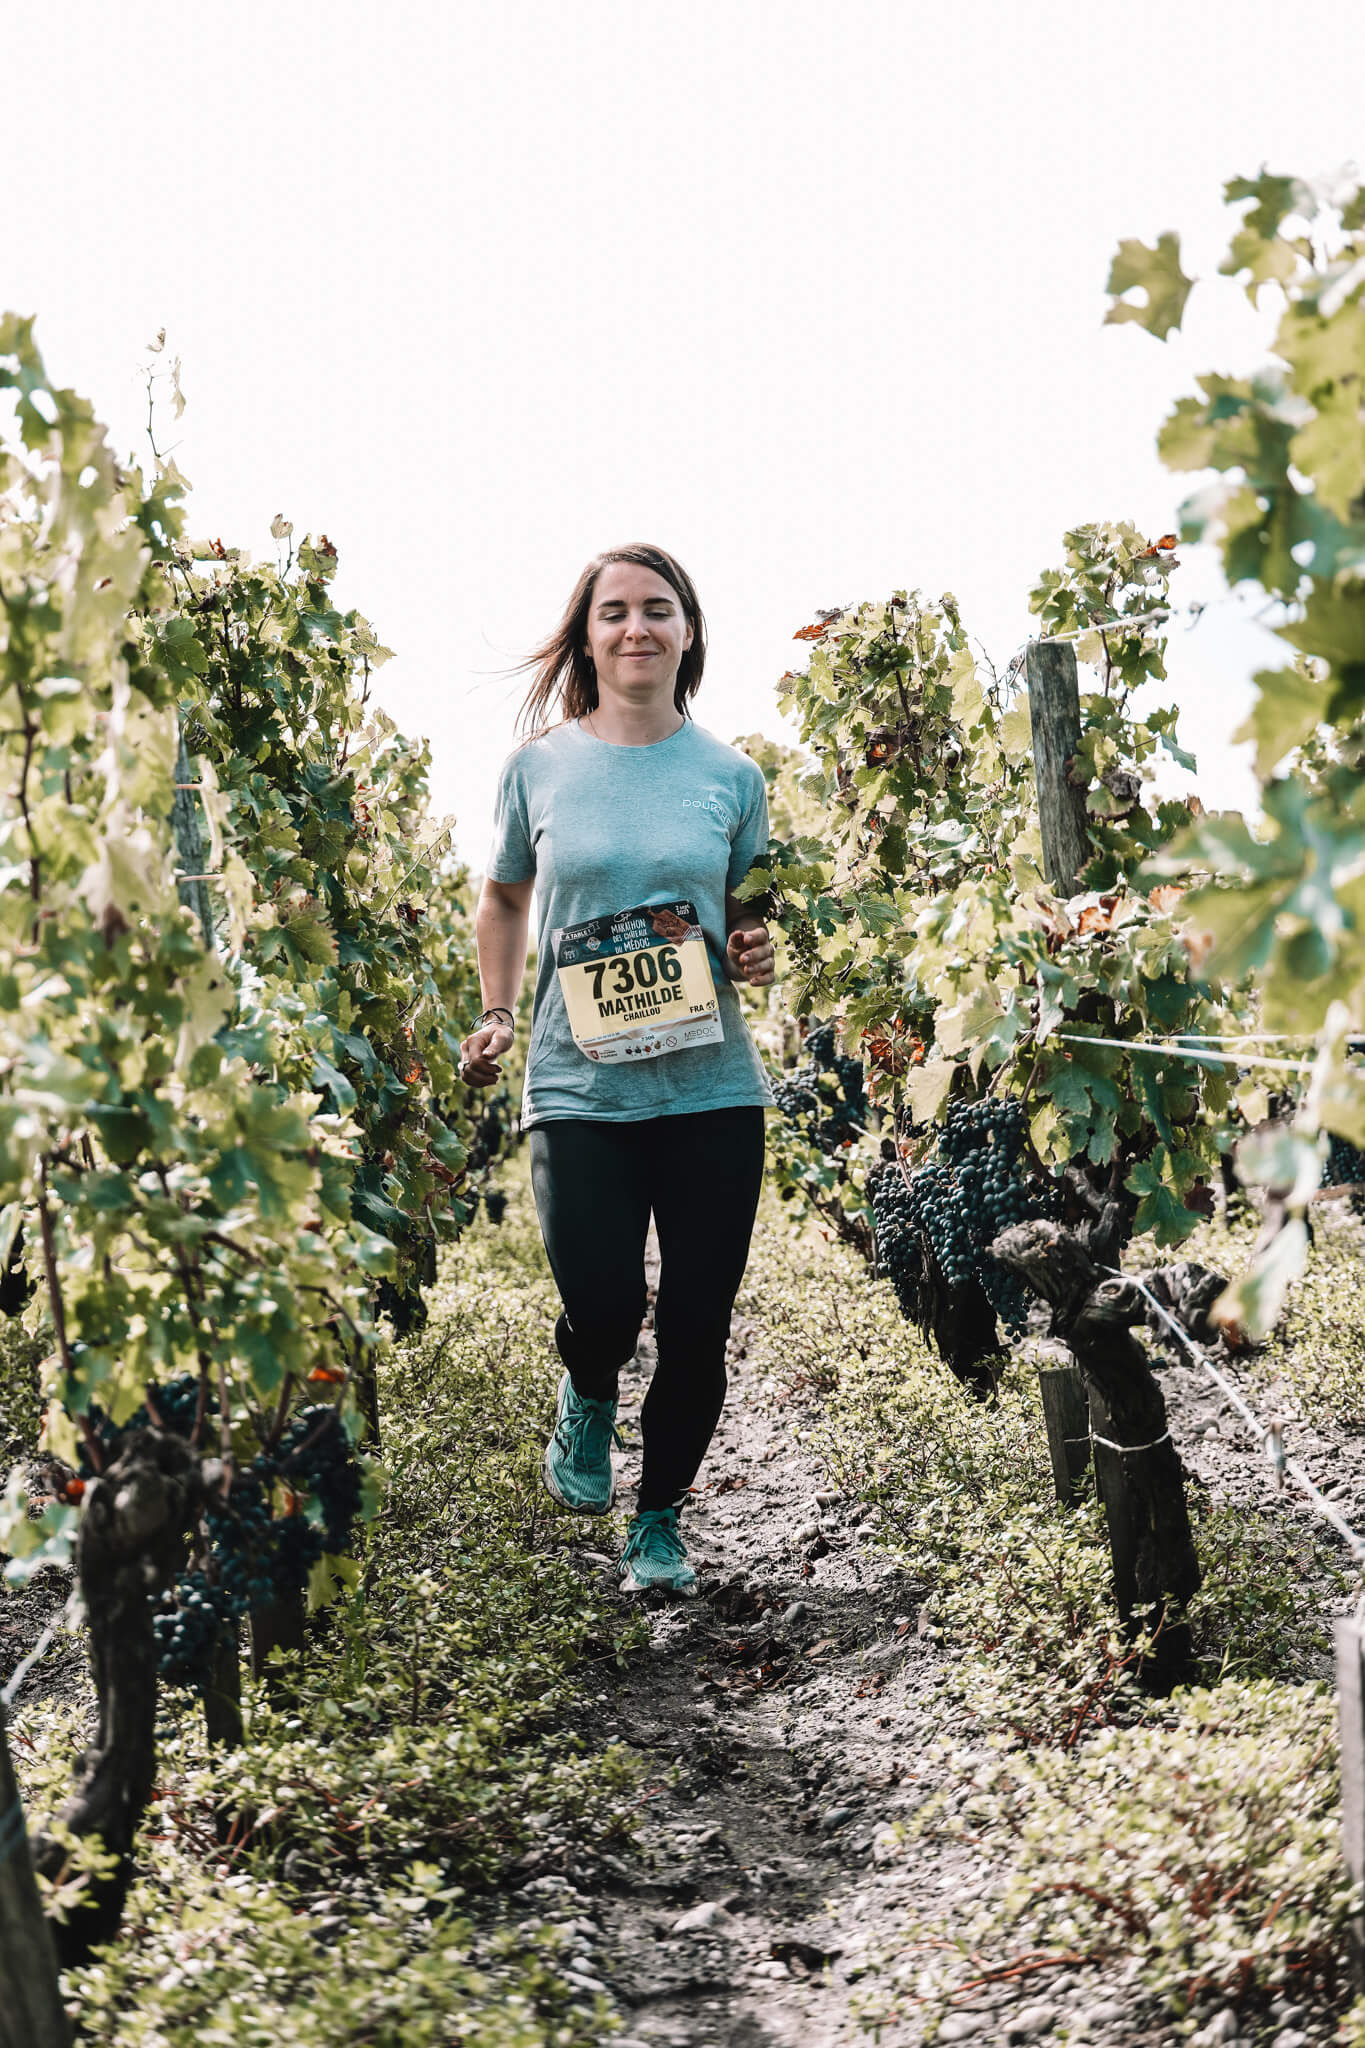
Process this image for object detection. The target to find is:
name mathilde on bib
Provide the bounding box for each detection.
[552,900,724,1064]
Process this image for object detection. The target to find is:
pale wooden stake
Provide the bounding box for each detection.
[1336,1616,1365,1986]
[1087,1383,1140,1616]
[251,1585,306,1698]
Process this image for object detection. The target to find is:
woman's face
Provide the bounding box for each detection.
[584,562,693,706]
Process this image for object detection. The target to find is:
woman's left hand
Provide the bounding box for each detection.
[726,922,775,987]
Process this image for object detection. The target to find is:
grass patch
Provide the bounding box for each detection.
[738,1208,1357,2036]
[1155,1197,1365,1433]
[0,1309,43,1466]
[14,1154,645,2045]
[859,1679,1353,2039]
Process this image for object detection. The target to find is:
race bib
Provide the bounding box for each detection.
[552,899,724,1064]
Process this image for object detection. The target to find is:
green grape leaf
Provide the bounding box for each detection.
[307,1549,362,1614]
[1221,224,1300,302]
[1158,396,1218,472]
[275,912,338,969]
[311,1052,357,1111]
[0,1471,78,1583]
[207,1098,314,1219]
[1124,1155,1204,1246]
[1224,170,1314,242]
[90,1107,151,1166]
[1105,233,1194,341]
[1237,1124,1324,1205]
[1290,399,1365,527]
[347,1224,398,1276]
[336,1030,380,1078]
[904,1058,956,1127]
[1212,1217,1309,1341]
[1233,665,1333,778]
[1278,582,1365,706]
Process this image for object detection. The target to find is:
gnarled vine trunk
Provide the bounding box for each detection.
[34,1427,200,1964]
[993,1218,1199,1686]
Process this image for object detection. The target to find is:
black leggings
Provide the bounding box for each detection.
[528,1107,766,1512]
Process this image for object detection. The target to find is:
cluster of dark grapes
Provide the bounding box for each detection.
[466,1089,514,1177]
[155,1467,281,1686]
[1322,1134,1365,1216]
[1324,1136,1365,1186]
[77,1372,202,1474]
[863,1157,923,1322]
[868,1098,1054,1337]
[146,1401,363,1690]
[154,1570,236,1682]
[273,1404,363,1553]
[771,1021,866,1157]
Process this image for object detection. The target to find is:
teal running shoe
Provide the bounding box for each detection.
[617,1507,698,1597]
[542,1372,621,1515]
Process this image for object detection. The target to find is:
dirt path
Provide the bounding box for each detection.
[502,1235,1197,2048]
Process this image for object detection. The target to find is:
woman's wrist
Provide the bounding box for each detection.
[477,1006,516,1030]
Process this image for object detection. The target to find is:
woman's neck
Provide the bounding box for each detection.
[579,694,685,747]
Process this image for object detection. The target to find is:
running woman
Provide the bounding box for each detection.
[458,544,776,1597]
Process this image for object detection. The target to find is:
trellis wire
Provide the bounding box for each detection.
[1020,583,1285,661]
[1056,1031,1314,1075]
[1117,1267,1365,1600]
[1036,600,1178,646]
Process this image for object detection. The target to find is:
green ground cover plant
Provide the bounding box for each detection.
[866,1680,1352,2039]
[10,1173,645,2044]
[736,1206,1357,2036]
[1145,1196,1365,1433]
[0,1314,43,1467]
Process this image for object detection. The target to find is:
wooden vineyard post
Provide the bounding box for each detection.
[1336,1616,1365,1987]
[1037,1358,1092,1505]
[250,1587,306,1697]
[1087,1384,1143,1617]
[0,1709,72,2048]
[1026,638,1091,893]
[203,1625,243,1750]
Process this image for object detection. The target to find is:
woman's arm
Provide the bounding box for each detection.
[460,875,534,1086]
[723,889,775,987]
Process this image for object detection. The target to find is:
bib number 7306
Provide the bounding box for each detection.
[585,946,684,1001]
[551,898,724,1063]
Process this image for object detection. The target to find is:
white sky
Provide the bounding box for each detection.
[6,2,1363,864]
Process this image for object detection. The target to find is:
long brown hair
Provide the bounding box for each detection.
[512,543,707,739]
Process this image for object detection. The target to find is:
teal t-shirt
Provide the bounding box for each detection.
[486,717,776,1129]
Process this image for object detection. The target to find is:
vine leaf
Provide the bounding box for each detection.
[1105,233,1194,341]
[904,1058,956,1127]
[1233,665,1332,779]
[1124,1156,1204,1247]
[1211,1217,1309,1341]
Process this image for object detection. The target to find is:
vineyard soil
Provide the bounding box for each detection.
[2,1165,1362,2044]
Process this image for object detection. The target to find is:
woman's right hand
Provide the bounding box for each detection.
[459,1021,515,1088]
